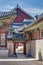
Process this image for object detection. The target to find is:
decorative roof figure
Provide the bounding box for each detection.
[17,4,19,8]
[16,4,19,16]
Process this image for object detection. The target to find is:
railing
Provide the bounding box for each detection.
[13,37,29,42]
[7,34,29,41]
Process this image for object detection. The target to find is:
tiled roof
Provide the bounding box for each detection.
[0,15,16,26]
[13,7,33,23]
[23,14,43,32]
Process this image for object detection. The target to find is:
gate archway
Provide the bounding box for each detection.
[14,42,26,55]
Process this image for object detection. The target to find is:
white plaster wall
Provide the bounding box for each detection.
[30,40,36,58]
[30,39,43,60]
[36,39,43,60]
[0,50,8,57]
[7,41,14,55]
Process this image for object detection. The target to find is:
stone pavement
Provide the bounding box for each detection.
[0,61,43,65]
[16,53,26,59]
[0,53,32,59]
[0,53,39,60]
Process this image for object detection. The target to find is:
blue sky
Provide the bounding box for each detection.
[0,0,43,16]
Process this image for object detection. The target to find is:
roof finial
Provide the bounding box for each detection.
[17,4,19,8]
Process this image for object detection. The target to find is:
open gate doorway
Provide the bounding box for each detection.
[16,43,24,54]
[14,42,26,55]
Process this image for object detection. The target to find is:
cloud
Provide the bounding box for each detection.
[0,4,43,17]
[24,7,43,16]
[0,4,14,11]
[13,0,24,7]
[5,5,14,10]
[0,1,24,12]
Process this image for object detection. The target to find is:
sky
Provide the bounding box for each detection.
[0,0,43,16]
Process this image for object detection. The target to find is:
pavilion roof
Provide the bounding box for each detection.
[23,14,43,32]
[0,15,16,26]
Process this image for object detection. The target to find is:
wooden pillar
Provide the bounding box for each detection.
[6,32,7,49]
[39,30,40,39]
[14,43,16,55]
[23,42,26,55]
[25,32,29,38]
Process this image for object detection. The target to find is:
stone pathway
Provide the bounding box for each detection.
[0,61,43,65]
[17,53,26,59]
[0,53,37,59]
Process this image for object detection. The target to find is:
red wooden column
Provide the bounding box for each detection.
[39,30,41,39]
[14,43,16,54]
[5,32,7,49]
[23,42,26,55]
